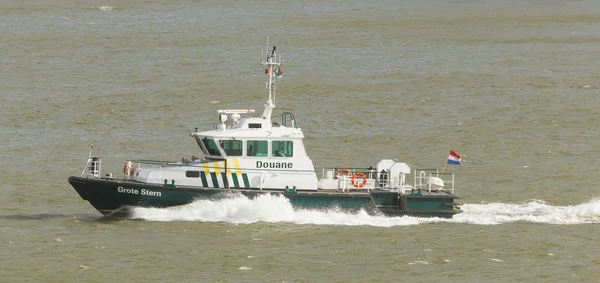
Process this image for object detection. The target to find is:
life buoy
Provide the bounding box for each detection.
[336,169,353,178]
[123,161,134,177]
[351,172,367,188]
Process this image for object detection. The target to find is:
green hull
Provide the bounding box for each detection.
[68,176,461,218]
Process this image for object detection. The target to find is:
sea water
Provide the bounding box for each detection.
[2,0,600,281]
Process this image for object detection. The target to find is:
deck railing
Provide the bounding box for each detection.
[320,167,455,194]
[413,169,455,194]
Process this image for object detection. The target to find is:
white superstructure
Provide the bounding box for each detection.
[118,44,455,195]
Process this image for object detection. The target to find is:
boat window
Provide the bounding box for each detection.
[201,138,221,156]
[247,140,268,157]
[272,141,293,157]
[220,140,242,156]
[186,171,200,178]
[249,123,262,129]
[195,137,209,155]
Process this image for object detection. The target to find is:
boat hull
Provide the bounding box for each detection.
[68,176,461,218]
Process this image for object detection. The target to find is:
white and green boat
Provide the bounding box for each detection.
[68,44,462,218]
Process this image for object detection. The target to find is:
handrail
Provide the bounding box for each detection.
[282,112,297,128]
[319,167,456,193]
[130,159,173,165]
[413,168,455,194]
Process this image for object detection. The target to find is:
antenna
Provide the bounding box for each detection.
[265,36,269,61]
[260,38,283,120]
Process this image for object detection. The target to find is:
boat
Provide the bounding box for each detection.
[68,44,462,218]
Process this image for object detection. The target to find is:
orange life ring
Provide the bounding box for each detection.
[351,172,367,188]
[336,169,353,178]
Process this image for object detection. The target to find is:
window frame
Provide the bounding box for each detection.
[186,171,200,178]
[219,139,243,156]
[201,138,222,157]
[271,140,293,157]
[246,140,268,157]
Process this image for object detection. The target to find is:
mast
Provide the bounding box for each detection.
[260,42,283,120]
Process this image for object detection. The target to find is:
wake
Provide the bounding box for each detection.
[130,194,600,226]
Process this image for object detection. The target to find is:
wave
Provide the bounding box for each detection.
[97,6,115,12]
[130,194,600,226]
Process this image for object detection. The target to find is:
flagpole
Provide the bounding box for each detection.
[441,149,450,174]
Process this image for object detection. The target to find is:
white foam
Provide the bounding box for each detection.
[97,6,115,11]
[130,194,600,226]
[408,261,430,265]
[453,198,600,225]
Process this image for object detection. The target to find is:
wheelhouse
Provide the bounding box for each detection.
[194,135,297,159]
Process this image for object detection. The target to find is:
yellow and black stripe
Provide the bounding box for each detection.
[199,160,250,188]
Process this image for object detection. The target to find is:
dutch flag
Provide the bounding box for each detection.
[447,150,461,165]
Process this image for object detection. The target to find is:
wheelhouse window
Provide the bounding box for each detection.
[247,140,268,157]
[195,137,209,155]
[201,138,221,156]
[272,140,293,157]
[220,140,242,156]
